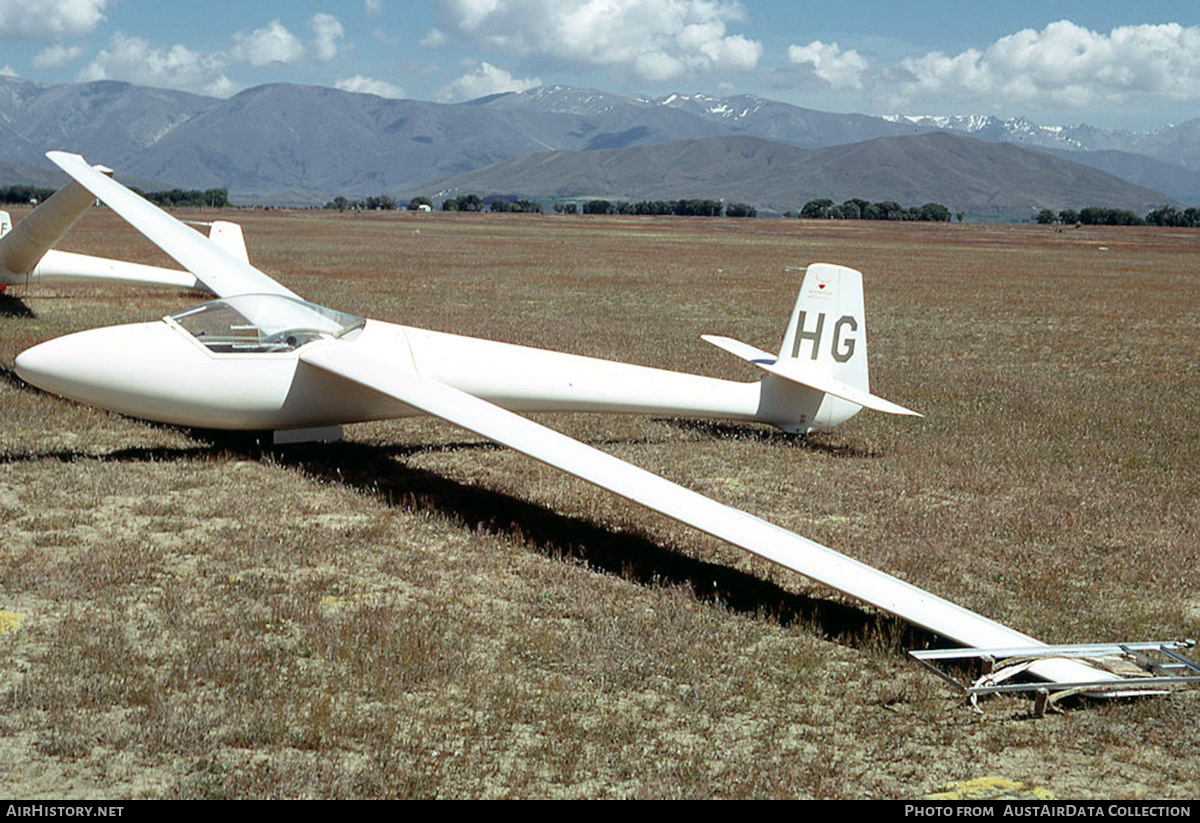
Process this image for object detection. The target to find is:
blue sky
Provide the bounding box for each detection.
[1,0,1197,129]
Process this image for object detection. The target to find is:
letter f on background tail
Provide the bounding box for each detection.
[703,263,921,433]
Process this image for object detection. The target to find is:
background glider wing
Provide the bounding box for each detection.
[299,342,1110,687]
[46,151,298,300]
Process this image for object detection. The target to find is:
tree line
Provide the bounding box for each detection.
[132,187,229,208]
[324,194,399,211]
[792,198,953,222]
[319,190,1200,227]
[1037,205,1200,227]
[442,194,542,213]
[552,199,757,217]
[433,196,938,220]
[442,196,754,216]
[1,185,57,205]
[322,194,543,213]
[2,184,229,208]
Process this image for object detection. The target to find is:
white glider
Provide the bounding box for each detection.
[1,151,1114,689]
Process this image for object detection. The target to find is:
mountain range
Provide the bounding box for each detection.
[1,76,1195,216]
[404,132,1170,218]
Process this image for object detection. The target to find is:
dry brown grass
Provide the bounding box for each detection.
[1,210,1197,798]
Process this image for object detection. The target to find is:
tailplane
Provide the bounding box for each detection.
[703,263,920,433]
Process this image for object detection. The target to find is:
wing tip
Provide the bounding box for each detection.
[47,151,112,175]
[46,150,84,164]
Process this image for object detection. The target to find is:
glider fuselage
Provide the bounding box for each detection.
[15,308,854,433]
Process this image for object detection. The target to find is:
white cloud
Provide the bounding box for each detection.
[229,20,305,67]
[633,51,685,84]
[0,0,109,40]
[891,21,1200,109]
[71,14,349,98]
[431,0,762,83]
[437,61,540,102]
[420,27,447,48]
[1,65,16,77]
[226,15,345,69]
[788,40,868,91]
[78,32,236,97]
[34,43,83,69]
[336,74,405,99]
[308,13,345,63]
[365,0,383,17]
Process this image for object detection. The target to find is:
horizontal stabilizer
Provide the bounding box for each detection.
[701,334,776,365]
[762,358,922,417]
[703,334,922,417]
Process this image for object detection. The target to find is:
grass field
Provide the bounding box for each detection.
[1,210,1198,799]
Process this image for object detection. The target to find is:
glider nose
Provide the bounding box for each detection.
[14,332,94,398]
[14,321,192,414]
[14,320,311,429]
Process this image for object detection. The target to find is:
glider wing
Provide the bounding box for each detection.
[299,341,1110,686]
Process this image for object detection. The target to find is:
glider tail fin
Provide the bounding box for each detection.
[208,221,250,263]
[704,263,920,432]
[0,177,99,285]
[776,263,870,390]
[762,263,873,431]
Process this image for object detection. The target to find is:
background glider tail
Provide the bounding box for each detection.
[0,177,98,284]
[206,221,250,263]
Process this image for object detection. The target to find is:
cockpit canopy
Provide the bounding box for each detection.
[168,294,366,353]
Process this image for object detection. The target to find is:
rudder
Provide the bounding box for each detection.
[777,263,868,393]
